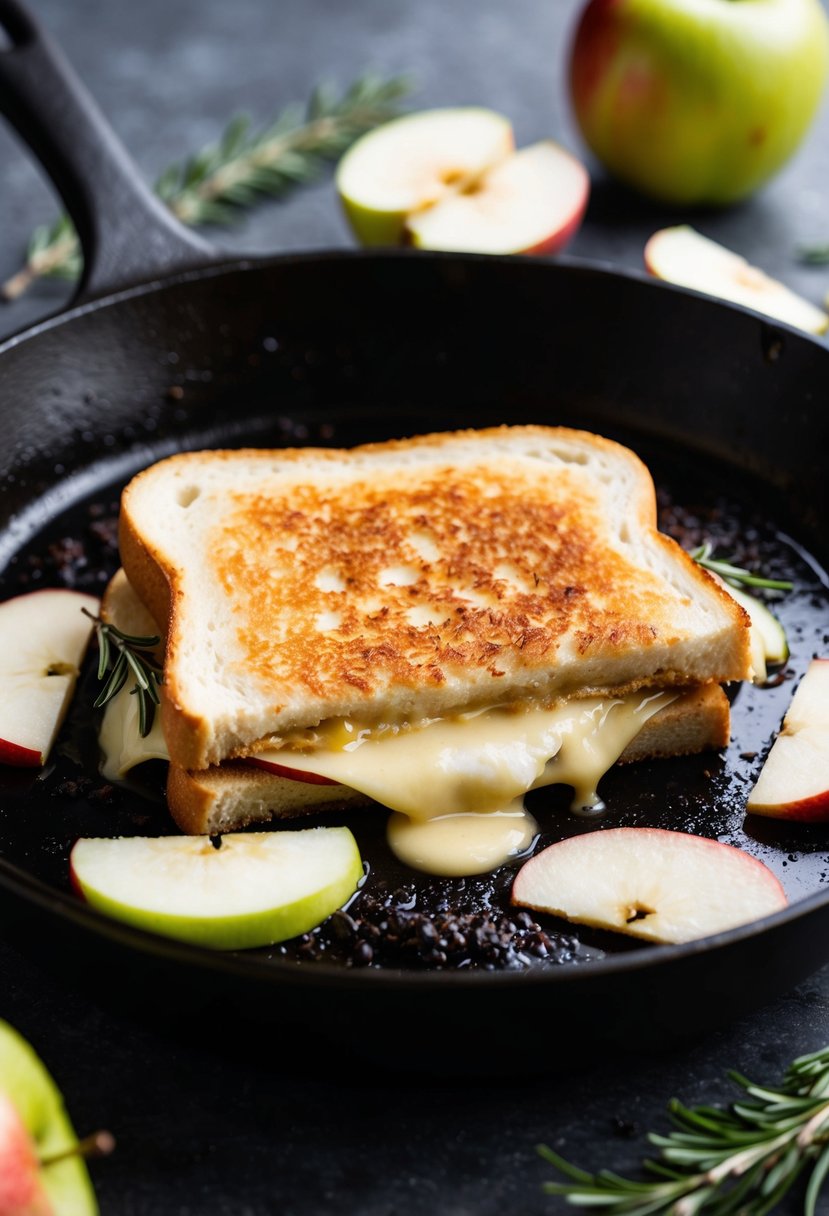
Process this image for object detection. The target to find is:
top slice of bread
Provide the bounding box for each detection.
[119,425,751,770]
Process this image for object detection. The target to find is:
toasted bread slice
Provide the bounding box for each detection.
[119,426,751,771]
[167,762,371,835]
[166,684,730,836]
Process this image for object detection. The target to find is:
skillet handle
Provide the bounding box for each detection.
[0,0,218,303]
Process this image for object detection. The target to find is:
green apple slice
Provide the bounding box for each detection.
[0,1020,98,1216]
[727,584,788,664]
[70,829,363,950]
[723,582,789,684]
[336,106,513,246]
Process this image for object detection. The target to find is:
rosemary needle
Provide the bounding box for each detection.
[691,542,793,592]
[540,1045,829,1215]
[2,71,411,300]
[83,608,163,738]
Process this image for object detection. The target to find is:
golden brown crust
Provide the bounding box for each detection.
[213,465,647,696]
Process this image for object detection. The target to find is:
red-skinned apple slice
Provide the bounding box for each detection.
[747,659,829,821]
[337,107,515,246]
[512,827,787,944]
[0,590,100,767]
[645,226,829,335]
[406,141,589,255]
[246,755,339,786]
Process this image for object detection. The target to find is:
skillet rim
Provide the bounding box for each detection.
[0,848,823,991]
[1,245,828,357]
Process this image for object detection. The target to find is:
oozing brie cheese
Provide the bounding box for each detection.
[100,687,677,876]
[253,691,678,875]
[100,682,168,781]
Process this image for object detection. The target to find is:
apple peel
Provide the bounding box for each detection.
[512,827,787,944]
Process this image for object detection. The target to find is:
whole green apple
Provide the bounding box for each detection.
[0,1020,99,1214]
[569,0,829,205]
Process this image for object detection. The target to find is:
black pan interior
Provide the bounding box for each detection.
[1,252,828,1049]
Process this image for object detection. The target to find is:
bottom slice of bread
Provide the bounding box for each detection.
[167,685,730,836]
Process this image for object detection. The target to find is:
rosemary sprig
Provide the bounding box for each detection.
[540,1044,829,1215]
[82,608,162,738]
[796,244,829,266]
[2,72,411,300]
[691,542,793,592]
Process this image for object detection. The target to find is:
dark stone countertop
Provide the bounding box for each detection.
[1,1,828,1213]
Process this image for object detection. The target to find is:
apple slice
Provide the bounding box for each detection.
[0,1019,99,1215]
[512,827,787,944]
[722,583,788,685]
[405,141,590,255]
[337,107,514,246]
[247,755,339,786]
[747,659,829,821]
[0,590,100,767]
[69,828,364,949]
[645,227,829,335]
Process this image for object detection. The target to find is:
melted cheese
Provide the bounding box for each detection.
[100,686,677,877]
[387,800,536,877]
[255,691,677,875]
[99,683,169,781]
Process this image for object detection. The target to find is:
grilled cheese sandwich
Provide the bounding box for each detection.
[106,426,751,874]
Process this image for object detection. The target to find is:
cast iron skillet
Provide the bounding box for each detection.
[0,0,828,1060]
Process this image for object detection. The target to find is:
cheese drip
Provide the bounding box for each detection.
[100,682,168,781]
[100,686,678,877]
[255,691,677,876]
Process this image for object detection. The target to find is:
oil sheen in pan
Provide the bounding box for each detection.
[0,431,827,972]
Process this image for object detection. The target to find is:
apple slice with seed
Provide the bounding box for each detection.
[337,107,514,246]
[70,828,363,949]
[0,590,100,767]
[747,659,829,821]
[405,140,589,255]
[512,827,786,944]
[645,226,829,334]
